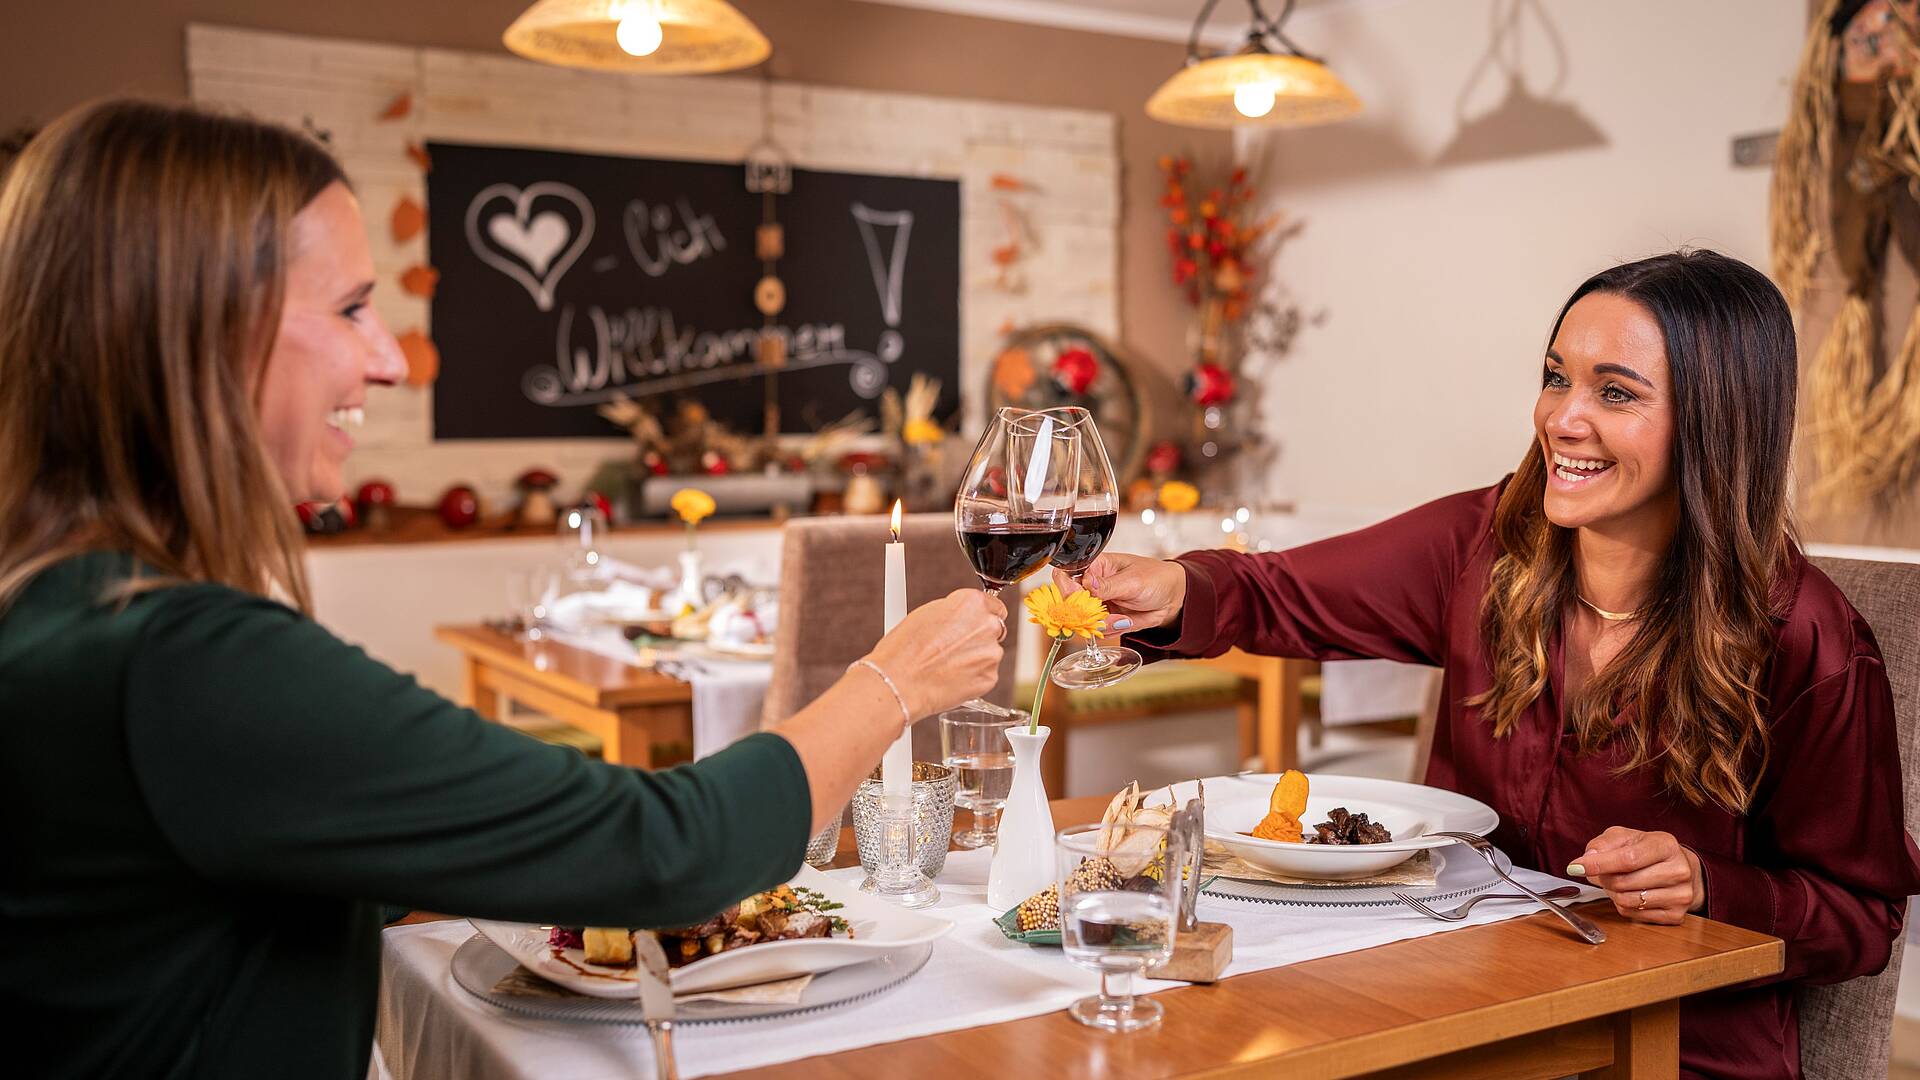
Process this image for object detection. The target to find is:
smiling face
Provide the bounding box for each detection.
[1534,292,1678,536]
[257,182,407,503]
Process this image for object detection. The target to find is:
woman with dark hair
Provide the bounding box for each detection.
[0,100,1007,1078]
[1081,250,1920,1078]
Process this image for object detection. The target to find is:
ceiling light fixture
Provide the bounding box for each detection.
[504,0,771,75]
[1147,0,1362,129]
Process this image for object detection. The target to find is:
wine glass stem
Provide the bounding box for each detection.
[973,804,1001,838]
[1071,572,1110,665]
[1098,965,1134,1015]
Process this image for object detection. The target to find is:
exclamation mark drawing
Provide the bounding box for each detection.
[852,202,911,364]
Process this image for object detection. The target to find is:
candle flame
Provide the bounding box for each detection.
[889,499,903,542]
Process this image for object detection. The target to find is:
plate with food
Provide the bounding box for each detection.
[469,865,952,997]
[1172,772,1498,880]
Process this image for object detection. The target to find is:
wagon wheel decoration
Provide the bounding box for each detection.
[986,323,1150,483]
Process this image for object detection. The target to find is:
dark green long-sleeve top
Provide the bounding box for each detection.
[0,554,812,1079]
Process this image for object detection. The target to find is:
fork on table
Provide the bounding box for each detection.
[1428,830,1607,944]
[1392,885,1581,922]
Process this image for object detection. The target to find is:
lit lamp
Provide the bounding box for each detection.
[1147,0,1361,129]
[503,0,771,75]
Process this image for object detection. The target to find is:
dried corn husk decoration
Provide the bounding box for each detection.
[1773,0,1920,512]
[1095,781,1174,878]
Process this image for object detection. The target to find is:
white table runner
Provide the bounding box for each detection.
[376,850,1600,1079]
[543,627,771,759]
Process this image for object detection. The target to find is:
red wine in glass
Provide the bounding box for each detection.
[959,524,1069,589]
[1051,511,1118,574]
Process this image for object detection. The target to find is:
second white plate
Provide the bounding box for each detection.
[1173,773,1499,880]
[470,865,952,997]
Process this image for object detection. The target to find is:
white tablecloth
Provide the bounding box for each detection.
[376,850,1600,1079]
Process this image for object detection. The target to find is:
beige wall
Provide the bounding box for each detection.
[0,0,1227,388]
[1233,0,1805,520]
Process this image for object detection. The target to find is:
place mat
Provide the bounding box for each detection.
[1202,841,1439,887]
[377,849,1602,1080]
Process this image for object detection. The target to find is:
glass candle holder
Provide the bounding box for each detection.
[803,816,841,870]
[851,761,958,880]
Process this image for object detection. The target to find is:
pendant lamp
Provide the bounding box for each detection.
[504,0,771,75]
[1147,0,1361,129]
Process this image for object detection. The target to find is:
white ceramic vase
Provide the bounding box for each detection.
[986,725,1057,911]
[675,549,703,612]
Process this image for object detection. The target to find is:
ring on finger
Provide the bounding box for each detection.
[1637,890,1647,911]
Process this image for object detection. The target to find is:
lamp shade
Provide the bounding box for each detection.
[1146,51,1361,129]
[503,0,771,74]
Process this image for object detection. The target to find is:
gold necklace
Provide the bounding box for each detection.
[1577,594,1640,622]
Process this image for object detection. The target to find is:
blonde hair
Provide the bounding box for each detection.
[0,99,346,613]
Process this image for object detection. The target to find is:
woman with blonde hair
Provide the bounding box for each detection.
[0,99,1006,1079]
[1085,250,1920,1078]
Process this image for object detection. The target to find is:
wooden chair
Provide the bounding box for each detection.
[761,513,1018,766]
[1020,627,1305,795]
[1801,556,1920,1080]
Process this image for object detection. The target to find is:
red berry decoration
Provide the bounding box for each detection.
[1186,362,1236,407]
[438,485,481,529]
[1052,346,1099,396]
[701,450,731,476]
[1146,440,1184,477]
[585,490,614,524]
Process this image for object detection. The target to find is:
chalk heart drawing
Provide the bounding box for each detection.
[464,182,595,312]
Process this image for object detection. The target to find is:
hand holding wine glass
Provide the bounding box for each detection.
[1055,551,1189,634]
[1040,407,1141,690]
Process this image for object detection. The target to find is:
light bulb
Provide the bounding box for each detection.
[616,9,665,56]
[1233,82,1276,119]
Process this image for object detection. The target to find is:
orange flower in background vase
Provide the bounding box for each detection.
[1158,481,1200,514]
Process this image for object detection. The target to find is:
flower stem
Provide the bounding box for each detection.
[1030,636,1063,735]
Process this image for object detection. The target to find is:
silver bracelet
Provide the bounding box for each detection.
[849,657,912,731]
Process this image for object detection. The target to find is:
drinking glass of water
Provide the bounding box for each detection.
[939,708,1026,849]
[1056,821,1180,1033]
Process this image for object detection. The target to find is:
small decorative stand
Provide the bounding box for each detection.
[1148,784,1233,983]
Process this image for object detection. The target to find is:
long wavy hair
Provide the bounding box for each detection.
[1468,251,1797,813]
[0,99,345,614]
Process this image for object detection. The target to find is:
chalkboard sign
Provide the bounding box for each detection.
[425,141,961,439]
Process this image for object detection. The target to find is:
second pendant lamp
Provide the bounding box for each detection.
[1147,0,1361,129]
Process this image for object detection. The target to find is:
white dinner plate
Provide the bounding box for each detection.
[1172,774,1499,880]
[469,865,952,997]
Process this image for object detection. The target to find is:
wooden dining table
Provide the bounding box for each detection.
[434,623,695,768]
[395,791,1781,1078]
[791,794,1781,1080]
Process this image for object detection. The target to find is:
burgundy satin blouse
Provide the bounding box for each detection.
[1127,483,1920,1079]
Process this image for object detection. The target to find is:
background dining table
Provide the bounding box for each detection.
[386,795,1781,1079]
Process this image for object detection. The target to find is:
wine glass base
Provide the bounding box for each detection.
[859,868,940,908]
[1068,993,1163,1032]
[951,828,997,850]
[1050,646,1143,691]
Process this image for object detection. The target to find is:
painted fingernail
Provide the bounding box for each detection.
[1566,863,1586,876]
[1111,618,1133,631]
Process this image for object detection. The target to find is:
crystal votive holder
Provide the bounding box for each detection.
[851,761,957,879]
[804,816,841,869]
